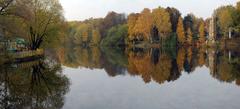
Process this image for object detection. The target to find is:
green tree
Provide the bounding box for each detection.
[215,6,235,37]
[0,0,65,49]
[14,0,65,50]
[101,24,128,46]
[99,11,126,38]
[76,23,90,43]
[233,2,240,32]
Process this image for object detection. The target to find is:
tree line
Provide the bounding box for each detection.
[1,0,240,50]
[127,3,240,46]
[66,2,240,47]
[214,2,240,39]
[66,11,127,47]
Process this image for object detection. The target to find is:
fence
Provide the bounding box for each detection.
[10,49,44,59]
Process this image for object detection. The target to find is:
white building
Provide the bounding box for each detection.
[208,14,216,44]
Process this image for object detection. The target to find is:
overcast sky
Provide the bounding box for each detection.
[59,0,238,21]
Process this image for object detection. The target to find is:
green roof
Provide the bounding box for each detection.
[16,38,25,44]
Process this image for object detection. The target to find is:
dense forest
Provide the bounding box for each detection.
[0,0,240,50]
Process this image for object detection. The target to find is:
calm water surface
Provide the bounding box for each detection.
[0,46,240,109]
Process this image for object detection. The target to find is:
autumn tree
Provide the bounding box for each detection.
[177,17,185,44]
[183,13,201,37]
[198,21,205,43]
[92,29,101,45]
[134,8,153,41]
[183,14,194,32]
[204,18,211,35]
[152,7,172,40]
[69,19,104,46]
[0,0,65,49]
[187,28,193,44]
[166,7,181,32]
[0,14,28,38]
[77,23,92,44]
[215,6,235,37]
[127,13,139,41]
[21,0,65,50]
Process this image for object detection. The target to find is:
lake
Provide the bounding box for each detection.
[0,46,240,109]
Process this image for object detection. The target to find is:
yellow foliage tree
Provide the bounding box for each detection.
[92,29,101,45]
[187,28,193,44]
[177,17,185,44]
[152,7,172,39]
[198,21,205,43]
[127,13,139,40]
[134,8,153,41]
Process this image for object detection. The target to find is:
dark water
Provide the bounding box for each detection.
[0,46,240,109]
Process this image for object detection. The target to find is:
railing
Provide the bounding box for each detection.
[0,49,44,64]
[10,49,44,59]
[13,60,41,68]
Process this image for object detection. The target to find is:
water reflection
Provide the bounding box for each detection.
[1,46,239,108]
[209,48,240,85]
[59,46,240,86]
[0,58,70,109]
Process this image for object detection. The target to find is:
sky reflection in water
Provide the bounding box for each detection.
[60,46,240,109]
[0,46,240,109]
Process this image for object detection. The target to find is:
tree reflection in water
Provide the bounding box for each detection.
[0,58,70,109]
[60,45,240,86]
